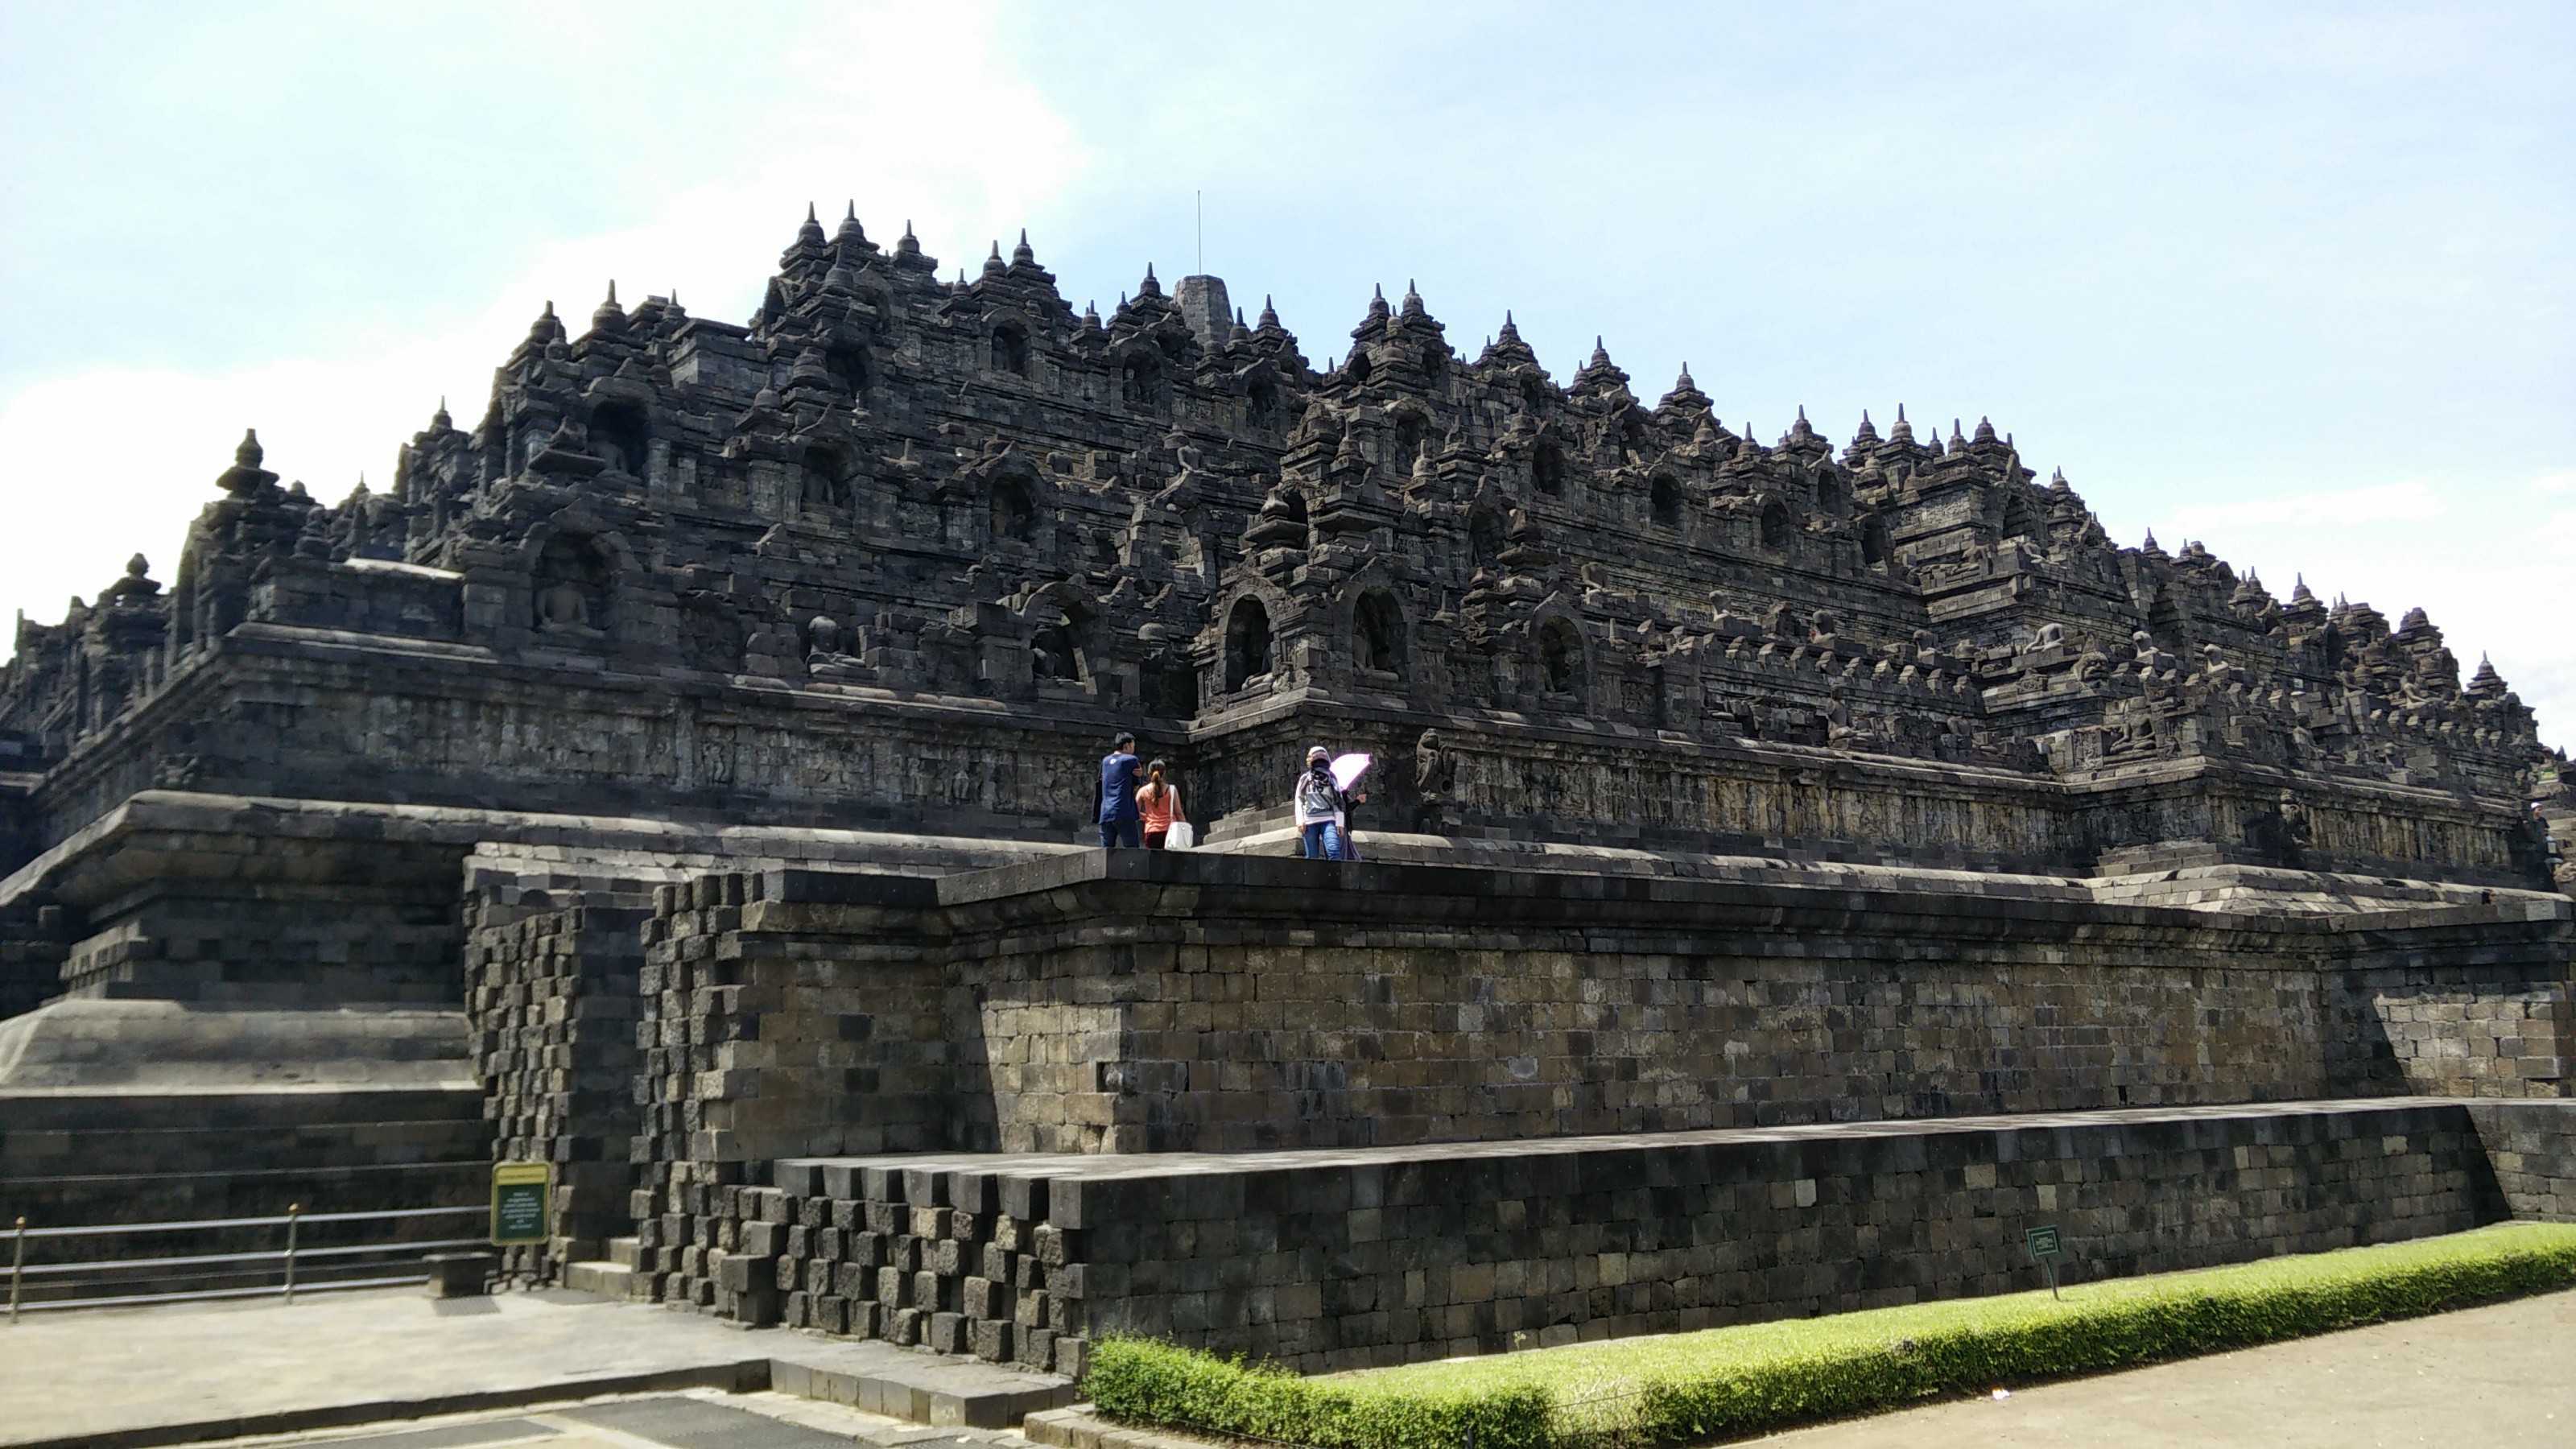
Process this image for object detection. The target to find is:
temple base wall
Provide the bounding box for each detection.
[700,1099,2527,1376]
[636,853,2571,1171]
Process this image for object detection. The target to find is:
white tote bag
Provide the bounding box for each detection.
[1165,819,1196,850]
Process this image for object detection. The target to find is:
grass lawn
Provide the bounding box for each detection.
[1088,1222,2576,1449]
[1333,1221,2576,1408]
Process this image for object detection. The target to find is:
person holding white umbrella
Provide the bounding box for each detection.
[1292,745,1369,861]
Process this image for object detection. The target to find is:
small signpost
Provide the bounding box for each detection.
[2026,1224,2065,1299]
[490,1162,551,1247]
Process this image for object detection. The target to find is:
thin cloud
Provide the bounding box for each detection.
[2165,479,2440,535]
[0,2,1084,627]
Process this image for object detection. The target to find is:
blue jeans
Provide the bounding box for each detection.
[1300,822,1344,860]
[1099,818,1141,848]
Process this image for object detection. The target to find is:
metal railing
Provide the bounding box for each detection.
[7,1204,485,1319]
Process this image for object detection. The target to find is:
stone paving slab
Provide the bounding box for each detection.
[0,1286,1069,1449]
[211,1390,1021,1449]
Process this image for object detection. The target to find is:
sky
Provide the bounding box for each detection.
[2,2,2568,745]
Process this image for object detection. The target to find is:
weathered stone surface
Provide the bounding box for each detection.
[746,1098,2518,1373]
[634,852,2571,1162]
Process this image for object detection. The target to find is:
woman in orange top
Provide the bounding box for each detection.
[1137,758,1185,848]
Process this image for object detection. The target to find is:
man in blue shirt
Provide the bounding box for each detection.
[1097,730,1144,848]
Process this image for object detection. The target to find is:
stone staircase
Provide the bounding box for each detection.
[0,1087,491,1307]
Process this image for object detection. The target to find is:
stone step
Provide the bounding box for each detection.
[766,1340,1076,1428]
[607,1234,642,1268]
[0,1088,485,1134]
[0,1158,489,1234]
[563,1259,635,1298]
[0,1117,490,1175]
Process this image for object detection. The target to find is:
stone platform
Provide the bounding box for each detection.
[716,1097,2573,1376]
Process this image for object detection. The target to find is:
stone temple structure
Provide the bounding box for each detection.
[0,204,2567,1362]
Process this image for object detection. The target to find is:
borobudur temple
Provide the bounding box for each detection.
[0,204,2567,1359]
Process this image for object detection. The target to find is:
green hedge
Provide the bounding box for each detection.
[1084,1336,1554,1449]
[1085,1224,2576,1449]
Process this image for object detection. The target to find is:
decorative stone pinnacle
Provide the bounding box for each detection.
[237,428,263,467]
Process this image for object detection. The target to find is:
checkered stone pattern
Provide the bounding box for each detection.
[464,894,650,1277]
[731,1100,2497,1373]
[630,871,956,1312]
[688,1160,1085,1377]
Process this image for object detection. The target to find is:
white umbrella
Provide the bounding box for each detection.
[1330,752,1373,792]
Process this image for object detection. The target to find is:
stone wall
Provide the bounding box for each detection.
[465,894,650,1274]
[2336,919,2575,1098]
[2467,1101,2576,1220]
[636,853,2570,1171]
[686,1099,2499,1375]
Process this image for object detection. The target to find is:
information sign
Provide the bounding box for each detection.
[491,1161,551,1246]
[2026,1223,2065,1298]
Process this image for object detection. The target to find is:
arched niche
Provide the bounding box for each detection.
[1860,516,1892,568]
[1760,498,1793,551]
[1224,596,1273,693]
[800,445,850,510]
[588,402,649,478]
[1392,410,1429,464]
[2000,489,2041,542]
[1353,589,1406,676]
[1468,503,1506,564]
[824,341,870,394]
[532,532,613,635]
[1537,616,1584,700]
[1650,473,1682,526]
[989,470,1038,545]
[989,323,1030,376]
[1533,439,1567,496]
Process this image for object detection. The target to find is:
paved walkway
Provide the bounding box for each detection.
[1764,1287,2576,1447]
[210,1390,1016,1449]
[10,1282,2570,1448]
[0,1286,1065,1448]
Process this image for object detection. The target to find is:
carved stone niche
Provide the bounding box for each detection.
[531,534,611,638]
[1223,596,1274,694]
[1353,590,1406,678]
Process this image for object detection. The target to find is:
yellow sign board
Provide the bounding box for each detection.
[490,1162,552,1246]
